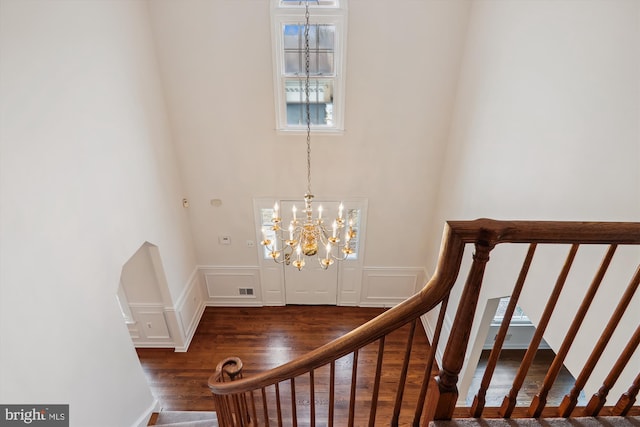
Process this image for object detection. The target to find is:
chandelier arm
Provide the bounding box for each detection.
[330,250,352,262]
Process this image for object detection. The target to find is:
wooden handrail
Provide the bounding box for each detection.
[208,219,640,426]
[208,221,467,395]
[446,219,640,244]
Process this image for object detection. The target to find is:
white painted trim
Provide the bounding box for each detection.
[420,315,432,342]
[201,265,264,306]
[421,307,450,368]
[270,0,348,132]
[145,243,175,311]
[131,342,176,348]
[359,301,401,308]
[173,267,205,352]
[132,399,160,427]
[360,266,426,307]
[206,301,264,307]
[175,302,205,352]
[197,264,261,270]
[128,302,165,308]
[174,266,200,310]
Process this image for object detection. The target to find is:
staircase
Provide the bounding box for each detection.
[207,220,640,426]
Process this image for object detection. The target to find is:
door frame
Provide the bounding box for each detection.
[253,197,368,306]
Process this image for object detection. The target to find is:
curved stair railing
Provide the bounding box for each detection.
[209,219,640,427]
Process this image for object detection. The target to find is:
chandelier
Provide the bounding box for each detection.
[261,1,355,271]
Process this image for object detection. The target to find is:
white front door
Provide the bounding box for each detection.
[280,200,340,305]
[254,197,367,306]
[284,258,338,304]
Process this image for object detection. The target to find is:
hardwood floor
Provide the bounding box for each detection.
[136,306,623,425]
[137,305,432,425]
[466,349,584,407]
[137,307,388,411]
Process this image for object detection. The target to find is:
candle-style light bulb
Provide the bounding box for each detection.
[325,242,331,259]
[338,203,344,219]
[332,221,337,238]
[274,202,279,217]
[288,224,294,240]
[292,205,297,221]
[318,205,323,219]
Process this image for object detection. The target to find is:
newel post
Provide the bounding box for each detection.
[425,241,493,421]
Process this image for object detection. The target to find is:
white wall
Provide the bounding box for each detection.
[147,0,470,270]
[0,1,197,426]
[428,0,640,404]
[121,244,164,304]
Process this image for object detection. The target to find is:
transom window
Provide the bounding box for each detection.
[271,0,347,132]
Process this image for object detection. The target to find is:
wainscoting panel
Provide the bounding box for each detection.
[202,267,263,306]
[129,304,174,347]
[360,267,427,307]
[174,268,206,352]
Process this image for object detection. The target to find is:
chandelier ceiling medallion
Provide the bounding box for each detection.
[261,1,355,271]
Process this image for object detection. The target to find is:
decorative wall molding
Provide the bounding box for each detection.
[359,267,427,307]
[200,265,263,307]
[174,267,200,309]
[128,303,174,347]
[125,266,206,352]
[174,267,206,352]
[195,265,430,307]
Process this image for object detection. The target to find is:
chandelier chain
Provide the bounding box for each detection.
[304,1,312,196]
[261,0,355,271]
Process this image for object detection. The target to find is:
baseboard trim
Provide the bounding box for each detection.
[175,300,206,352]
[205,301,263,307]
[134,342,175,349]
[132,398,160,427]
[175,267,200,310]
[358,301,402,308]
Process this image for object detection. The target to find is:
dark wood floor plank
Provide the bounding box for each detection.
[137,306,395,413]
[137,305,638,424]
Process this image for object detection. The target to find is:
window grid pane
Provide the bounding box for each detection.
[284,78,333,126]
[283,24,335,76]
